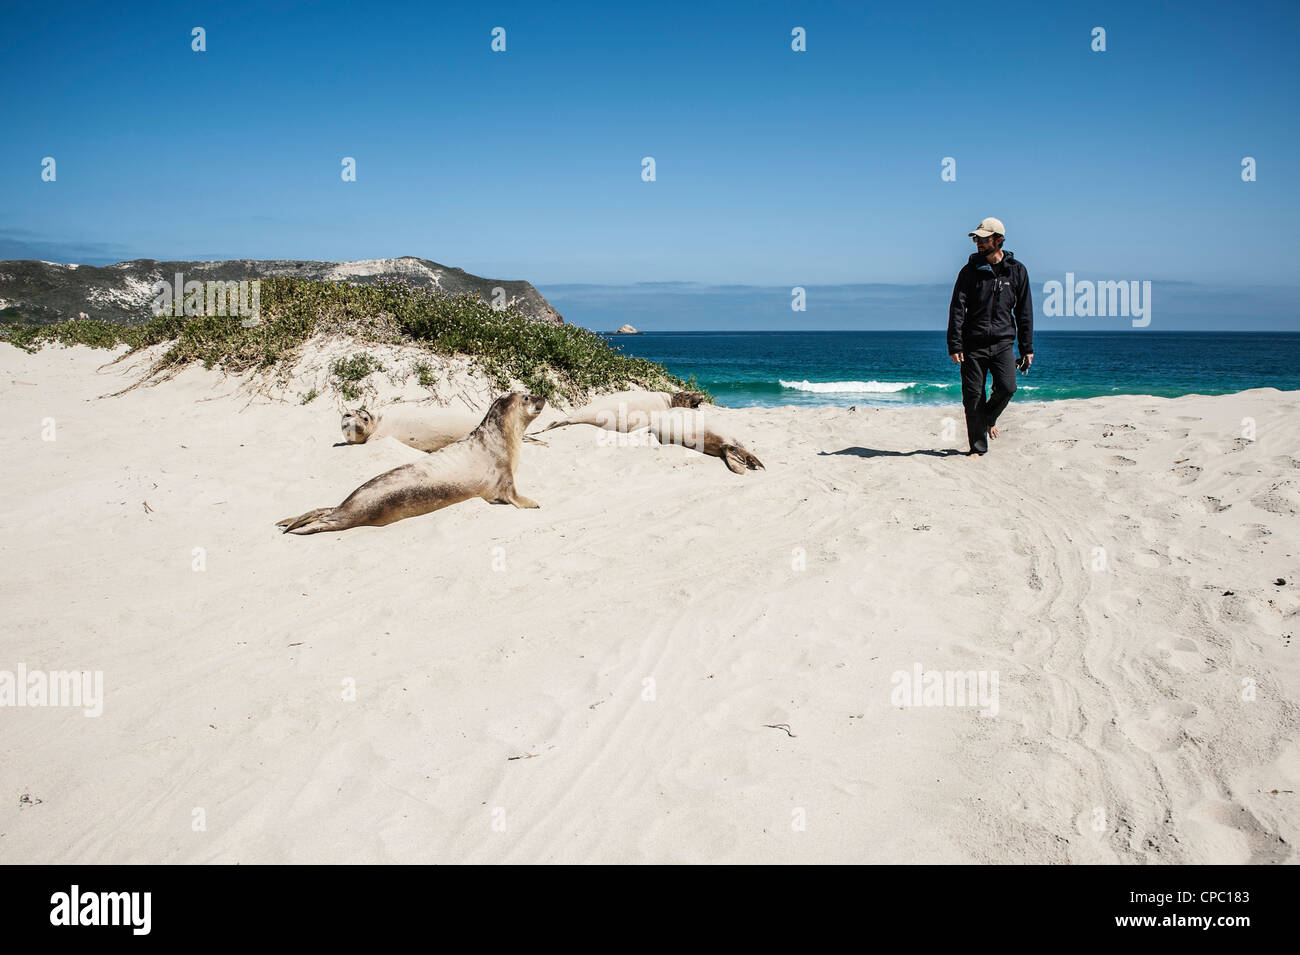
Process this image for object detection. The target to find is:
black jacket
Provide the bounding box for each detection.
[947,250,1033,355]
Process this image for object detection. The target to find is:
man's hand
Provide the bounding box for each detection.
[1019,352,1033,370]
[950,352,964,364]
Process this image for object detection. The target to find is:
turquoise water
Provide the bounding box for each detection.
[602,331,1300,408]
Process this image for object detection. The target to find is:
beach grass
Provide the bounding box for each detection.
[0,277,708,403]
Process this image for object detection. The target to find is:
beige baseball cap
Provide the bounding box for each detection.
[968,217,1005,238]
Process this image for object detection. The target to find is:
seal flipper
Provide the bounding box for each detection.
[277,507,336,534]
[720,444,764,474]
[485,484,541,509]
[537,420,576,433]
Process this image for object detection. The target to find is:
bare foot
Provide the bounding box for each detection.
[968,450,984,457]
[988,425,1000,439]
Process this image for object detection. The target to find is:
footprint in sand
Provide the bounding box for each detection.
[1132,549,1168,569]
[1251,481,1300,516]
[1102,435,1149,451]
[1184,799,1291,864]
[1020,419,1054,432]
[1153,636,1213,673]
[1106,455,1137,467]
[1123,701,1197,753]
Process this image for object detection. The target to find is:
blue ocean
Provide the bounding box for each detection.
[602,331,1300,408]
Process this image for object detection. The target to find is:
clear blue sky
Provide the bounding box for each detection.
[3,0,1297,300]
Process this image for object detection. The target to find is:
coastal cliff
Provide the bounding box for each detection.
[0,256,564,327]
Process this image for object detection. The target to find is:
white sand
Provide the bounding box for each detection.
[1,344,1297,864]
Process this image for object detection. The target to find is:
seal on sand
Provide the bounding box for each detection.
[280,392,546,534]
[340,405,485,452]
[538,390,706,434]
[342,405,548,451]
[648,408,764,474]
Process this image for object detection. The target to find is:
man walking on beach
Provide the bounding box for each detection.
[947,217,1034,456]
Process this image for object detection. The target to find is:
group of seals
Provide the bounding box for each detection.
[279,392,545,535]
[279,389,761,535]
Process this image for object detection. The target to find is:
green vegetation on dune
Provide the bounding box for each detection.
[0,277,708,402]
[413,361,438,388]
[331,353,386,401]
[0,315,183,352]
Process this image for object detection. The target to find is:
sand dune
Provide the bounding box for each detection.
[1,345,1296,863]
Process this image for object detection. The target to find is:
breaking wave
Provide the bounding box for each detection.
[778,379,917,394]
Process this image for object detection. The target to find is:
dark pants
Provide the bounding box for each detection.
[959,341,1017,454]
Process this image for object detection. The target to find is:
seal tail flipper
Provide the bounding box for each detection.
[720,445,764,474]
[277,507,336,534]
